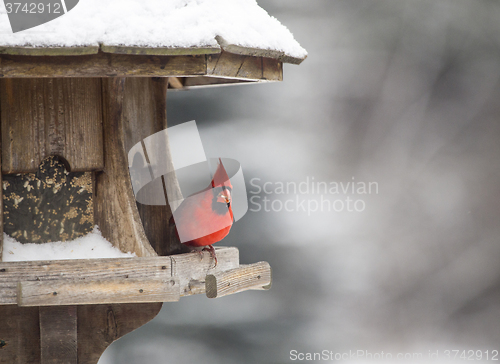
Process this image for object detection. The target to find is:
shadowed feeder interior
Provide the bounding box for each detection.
[3,156,94,244]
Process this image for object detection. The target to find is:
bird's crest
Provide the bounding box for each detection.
[211,158,233,189]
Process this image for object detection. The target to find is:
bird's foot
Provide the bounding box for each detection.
[188,247,204,261]
[202,245,218,268]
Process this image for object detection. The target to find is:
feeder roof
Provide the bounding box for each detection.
[0,0,307,64]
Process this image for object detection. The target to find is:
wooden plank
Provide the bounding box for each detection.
[280,54,307,65]
[207,51,283,82]
[0,53,206,78]
[0,128,2,260]
[173,247,240,296]
[262,57,283,82]
[95,77,157,257]
[19,277,180,306]
[0,247,239,304]
[0,52,283,84]
[77,303,163,364]
[101,45,220,56]
[0,42,305,64]
[0,306,41,363]
[207,51,246,78]
[215,35,284,60]
[215,35,306,65]
[236,55,264,80]
[205,261,271,299]
[0,256,171,305]
[40,306,77,364]
[0,45,99,56]
[0,78,104,173]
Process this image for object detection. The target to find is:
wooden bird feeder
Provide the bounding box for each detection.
[0,4,306,363]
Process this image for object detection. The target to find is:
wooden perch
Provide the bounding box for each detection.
[0,248,272,305]
[205,261,272,299]
[0,247,242,306]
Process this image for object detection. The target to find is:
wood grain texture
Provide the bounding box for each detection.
[0,78,104,173]
[94,77,157,257]
[263,57,283,82]
[101,45,221,56]
[0,306,41,363]
[0,256,172,305]
[77,303,163,364]
[217,36,306,65]
[0,53,206,78]
[0,247,240,304]
[0,46,99,56]
[40,306,77,364]
[0,53,284,84]
[173,247,240,296]
[206,51,283,82]
[205,261,271,298]
[19,277,180,306]
[121,77,180,256]
[215,35,285,60]
[0,141,2,261]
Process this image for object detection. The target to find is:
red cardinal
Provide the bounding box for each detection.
[169,158,233,266]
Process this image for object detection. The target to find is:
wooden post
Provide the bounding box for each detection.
[121,77,183,256]
[40,306,77,364]
[94,77,157,257]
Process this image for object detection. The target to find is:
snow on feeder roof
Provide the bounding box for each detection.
[0,0,307,64]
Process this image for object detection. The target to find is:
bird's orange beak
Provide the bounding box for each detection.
[217,189,231,206]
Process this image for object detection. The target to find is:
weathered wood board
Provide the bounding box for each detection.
[0,247,240,305]
[101,45,221,56]
[121,77,181,256]
[40,306,78,364]
[19,277,180,306]
[0,53,207,78]
[0,78,104,174]
[206,52,282,81]
[77,303,163,364]
[0,53,284,86]
[205,261,272,298]
[94,77,157,257]
[0,306,41,362]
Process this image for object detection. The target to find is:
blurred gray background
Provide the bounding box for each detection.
[100,1,500,363]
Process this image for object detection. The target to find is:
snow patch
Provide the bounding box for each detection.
[1,226,136,262]
[0,0,307,59]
